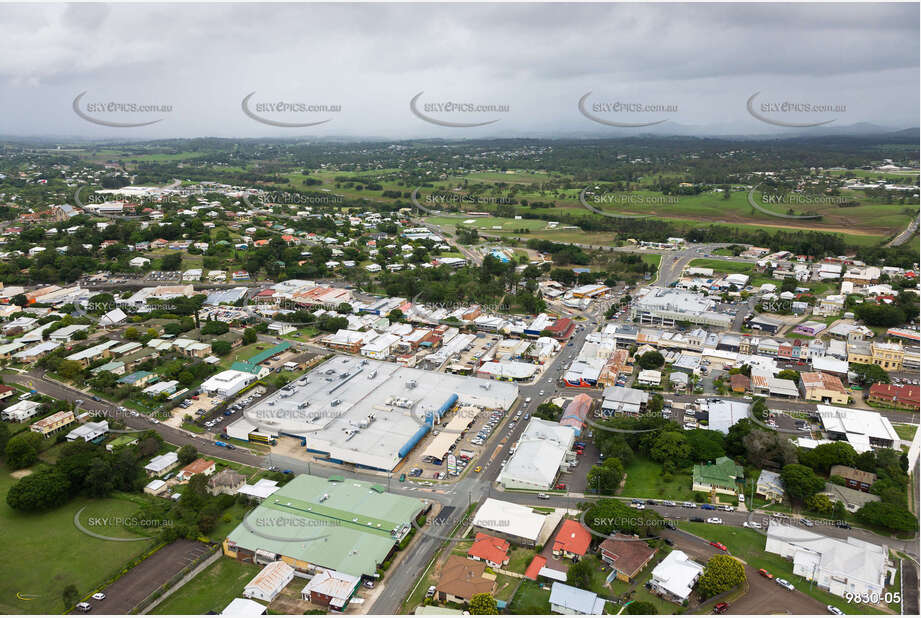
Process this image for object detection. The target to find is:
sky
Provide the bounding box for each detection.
[0,2,917,139]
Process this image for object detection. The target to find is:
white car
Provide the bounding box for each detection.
[742,521,762,529]
[538,391,544,396]
[706,517,723,525]
[826,606,844,615]
[776,578,795,591]
[92,593,106,601]
[631,503,646,510]
[801,518,814,527]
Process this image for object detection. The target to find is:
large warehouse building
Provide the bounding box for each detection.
[239,355,519,471]
[223,474,426,578]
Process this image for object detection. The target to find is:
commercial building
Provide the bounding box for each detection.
[243,355,518,471]
[800,372,850,405]
[201,370,257,398]
[472,498,551,547]
[498,418,575,490]
[224,474,426,578]
[817,405,899,453]
[764,522,890,599]
[702,399,750,435]
[867,383,920,410]
[600,386,649,416]
[632,288,732,329]
[560,394,592,436]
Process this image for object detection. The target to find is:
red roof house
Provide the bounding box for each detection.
[551,519,591,559]
[467,533,510,568]
[868,383,920,410]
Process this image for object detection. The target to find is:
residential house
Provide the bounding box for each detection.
[756,469,784,502]
[692,456,743,496]
[467,533,510,569]
[868,383,919,410]
[829,465,876,493]
[177,458,216,481]
[548,582,606,615]
[435,556,495,605]
[145,452,179,477]
[208,468,247,496]
[649,550,704,603]
[599,535,657,582]
[244,561,295,603]
[300,569,361,611]
[551,520,591,560]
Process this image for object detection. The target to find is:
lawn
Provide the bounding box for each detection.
[151,557,260,615]
[892,423,918,441]
[0,465,156,615]
[687,259,756,275]
[677,522,886,614]
[507,547,537,573]
[619,457,696,502]
[508,579,551,614]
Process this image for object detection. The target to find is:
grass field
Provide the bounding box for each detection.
[619,457,696,502]
[677,522,887,614]
[151,557,260,615]
[0,465,155,615]
[893,423,918,441]
[687,259,756,274]
[508,579,551,614]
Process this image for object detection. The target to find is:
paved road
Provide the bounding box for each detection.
[886,216,919,247]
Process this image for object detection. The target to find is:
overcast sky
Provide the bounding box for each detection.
[0,2,917,139]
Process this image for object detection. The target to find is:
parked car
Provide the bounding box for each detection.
[91,593,106,601]
[776,578,795,591]
[758,569,774,579]
[743,521,762,529]
[76,603,92,612]
[706,517,723,525]
[801,518,814,527]
[701,504,716,510]
[826,606,844,615]
[537,493,550,500]
[690,517,705,523]
[713,602,729,614]
[835,521,851,529]
[709,541,727,551]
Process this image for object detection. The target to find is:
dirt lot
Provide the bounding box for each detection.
[662,529,828,615]
[86,540,213,614]
[164,394,222,428]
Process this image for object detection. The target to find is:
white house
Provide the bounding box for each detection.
[764,522,890,599]
[649,550,704,602]
[243,561,295,603]
[549,582,605,615]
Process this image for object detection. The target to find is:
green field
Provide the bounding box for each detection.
[0,466,155,615]
[619,457,695,502]
[893,423,918,441]
[151,557,261,615]
[687,259,756,274]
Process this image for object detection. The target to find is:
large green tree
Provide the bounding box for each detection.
[781,464,825,503]
[697,555,746,599]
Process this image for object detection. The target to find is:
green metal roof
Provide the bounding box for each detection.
[693,456,744,489]
[225,474,424,577]
[246,341,292,365]
[230,361,262,375]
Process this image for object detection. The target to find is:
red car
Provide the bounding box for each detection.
[710,541,727,551]
[555,483,567,490]
[759,569,774,579]
[713,602,729,614]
